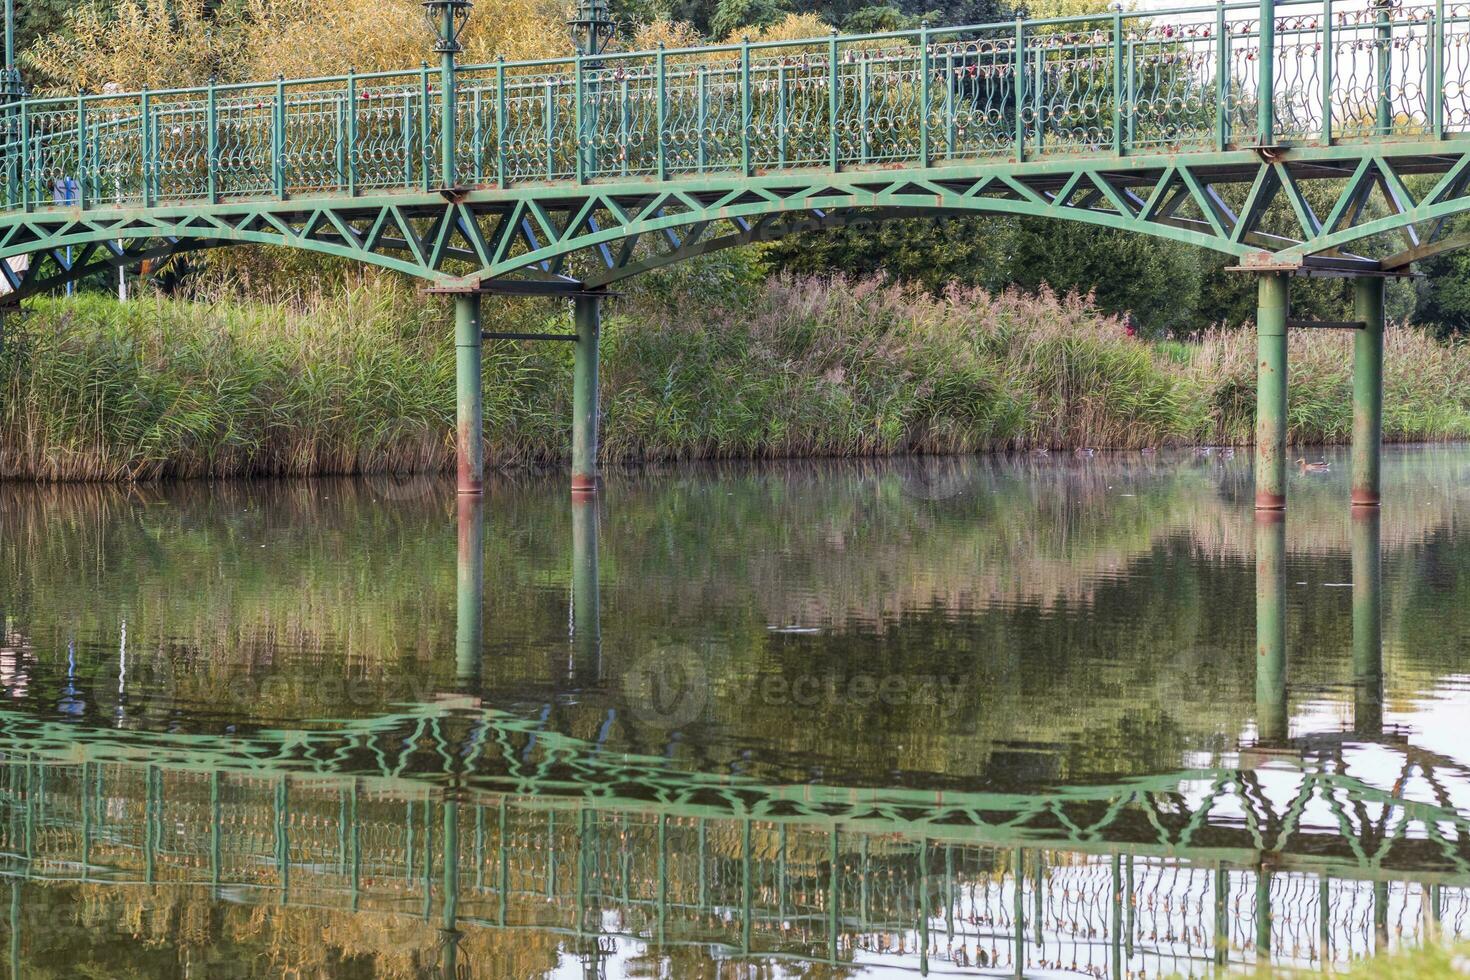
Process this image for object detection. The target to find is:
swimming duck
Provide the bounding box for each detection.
[1297,458,1331,474]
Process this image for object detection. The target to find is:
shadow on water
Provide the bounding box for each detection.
[0,446,1469,975]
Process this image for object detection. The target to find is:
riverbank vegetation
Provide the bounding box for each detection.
[7,0,1470,480]
[3,271,1469,481]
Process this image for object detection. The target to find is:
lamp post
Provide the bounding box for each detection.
[422,0,472,188]
[568,0,615,59]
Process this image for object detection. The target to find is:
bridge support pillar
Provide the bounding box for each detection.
[571,294,601,494]
[1254,510,1287,744]
[1351,276,1385,507]
[1254,273,1290,511]
[454,294,483,495]
[455,494,484,692]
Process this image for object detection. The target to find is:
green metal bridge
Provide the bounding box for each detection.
[0,0,1461,498]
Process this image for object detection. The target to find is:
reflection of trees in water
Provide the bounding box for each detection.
[0,448,1462,785]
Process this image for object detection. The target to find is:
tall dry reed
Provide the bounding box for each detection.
[1,274,1467,481]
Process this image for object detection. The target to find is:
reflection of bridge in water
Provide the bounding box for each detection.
[2,543,1469,980]
[0,492,1458,976]
[0,722,1467,976]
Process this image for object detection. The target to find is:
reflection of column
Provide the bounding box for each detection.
[456,495,485,691]
[440,800,461,980]
[1352,507,1383,737]
[1256,869,1273,962]
[1255,512,1288,744]
[8,879,17,980]
[571,496,601,683]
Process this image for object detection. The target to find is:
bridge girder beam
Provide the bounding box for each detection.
[0,143,1468,303]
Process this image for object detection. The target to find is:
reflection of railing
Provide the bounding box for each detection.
[0,0,1466,211]
[0,747,1464,976]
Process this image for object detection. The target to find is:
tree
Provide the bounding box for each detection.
[1412,249,1470,336]
[710,0,789,39]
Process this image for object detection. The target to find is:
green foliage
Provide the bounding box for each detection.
[626,246,767,309]
[1414,249,1470,336]
[764,215,1204,336]
[7,275,1470,481]
[710,0,788,37]
[657,0,1009,36]
[11,0,72,54]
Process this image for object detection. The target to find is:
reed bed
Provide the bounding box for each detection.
[2,274,1468,481]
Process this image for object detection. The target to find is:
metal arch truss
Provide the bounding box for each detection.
[0,703,1467,880]
[4,143,1470,300]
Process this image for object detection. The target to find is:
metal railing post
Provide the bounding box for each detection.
[656,44,668,179]
[75,91,87,211]
[137,87,149,208]
[346,70,358,195]
[1216,0,1228,149]
[740,36,752,176]
[496,57,507,188]
[698,66,709,173]
[274,75,287,197]
[1321,0,1333,144]
[1114,6,1125,154]
[574,51,586,183]
[1014,15,1026,160]
[1432,0,1446,137]
[1258,0,1276,143]
[206,77,219,203]
[543,79,555,180]
[420,63,433,189]
[919,21,931,166]
[828,29,841,171]
[1376,0,1392,137]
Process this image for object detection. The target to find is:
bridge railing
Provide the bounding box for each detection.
[0,0,1464,214]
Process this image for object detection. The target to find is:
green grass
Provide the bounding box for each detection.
[3,273,1470,480]
[1241,942,1469,978]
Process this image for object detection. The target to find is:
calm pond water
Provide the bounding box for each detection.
[0,445,1468,977]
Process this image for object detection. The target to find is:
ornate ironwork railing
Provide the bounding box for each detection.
[0,0,1465,213]
[0,717,1467,976]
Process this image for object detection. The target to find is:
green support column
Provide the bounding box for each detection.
[571,294,602,494]
[1255,273,1290,510]
[455,294,483,495]
[1255,511,1288,744]
[1352,507,1383,737]
[456,494,484,690]
[571,495,601,683]
[1352,276,1385,507]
